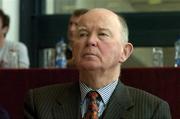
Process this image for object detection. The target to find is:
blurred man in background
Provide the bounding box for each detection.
[0,9,29,68]
[66,9,88,67]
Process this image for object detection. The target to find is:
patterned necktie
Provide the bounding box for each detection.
[83,91,101,119]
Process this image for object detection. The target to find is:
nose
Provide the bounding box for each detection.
[86,34,98,47]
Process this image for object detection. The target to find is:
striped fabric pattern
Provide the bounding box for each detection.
[80,80,118,117]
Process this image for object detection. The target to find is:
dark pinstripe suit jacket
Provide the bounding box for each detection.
[24,81,171,119]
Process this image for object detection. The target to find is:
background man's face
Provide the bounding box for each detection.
[0,18,5,40]
[68,16,81,43]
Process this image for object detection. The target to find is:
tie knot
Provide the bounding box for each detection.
[87,91,100,101]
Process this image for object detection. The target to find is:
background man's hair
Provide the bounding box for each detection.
[0,9,10,28]
[72,9,89,17]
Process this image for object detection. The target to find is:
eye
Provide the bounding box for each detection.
[78,31,88,38]
[98,32,110,40]
[69,21,73,26]
[99,32,109,36]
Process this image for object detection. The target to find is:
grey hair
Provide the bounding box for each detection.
[118,15,129,42]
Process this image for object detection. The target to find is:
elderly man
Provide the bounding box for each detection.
[24,8,171,119]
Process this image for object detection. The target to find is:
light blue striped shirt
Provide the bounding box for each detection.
[80,80,118,117]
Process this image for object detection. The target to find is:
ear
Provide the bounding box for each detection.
[119,43,133,63]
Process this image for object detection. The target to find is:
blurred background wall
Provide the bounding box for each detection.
[2,0,180,68]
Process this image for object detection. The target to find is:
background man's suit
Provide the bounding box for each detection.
[24,81,171,119]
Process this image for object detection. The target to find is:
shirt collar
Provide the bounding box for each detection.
[80,80,118,105]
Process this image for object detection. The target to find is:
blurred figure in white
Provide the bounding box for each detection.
[0,9,30,68]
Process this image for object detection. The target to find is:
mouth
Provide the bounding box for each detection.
[82,53,98,58]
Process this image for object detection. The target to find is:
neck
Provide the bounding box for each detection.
[79,66,120,89]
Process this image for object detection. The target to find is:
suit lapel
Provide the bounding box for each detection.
[50,81,134,119]
[52,82,81,119]
[103,81,134,119]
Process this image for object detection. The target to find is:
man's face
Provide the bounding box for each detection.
[72,10,127,71]
[67,16,81,42]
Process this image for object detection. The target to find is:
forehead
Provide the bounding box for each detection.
[78,11,121,31]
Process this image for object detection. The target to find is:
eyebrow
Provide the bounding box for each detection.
[78,26,111,31]
[99,28,111,32]
[77,26,112,36]
[99,28,112,36]
[78,26,87,31]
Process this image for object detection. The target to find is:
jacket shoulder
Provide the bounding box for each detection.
[127,86,166,104]
[27,82,77,103]
[32,82,76,96]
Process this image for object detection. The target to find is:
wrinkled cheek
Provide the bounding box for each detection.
[108,49,121,64]
[72,46,81,64]
[114,49,122,62]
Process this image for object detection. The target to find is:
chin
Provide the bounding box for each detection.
[78,63,100,70]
